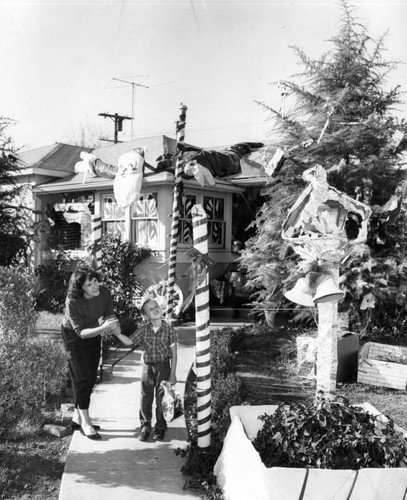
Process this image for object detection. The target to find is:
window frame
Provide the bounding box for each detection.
[100,192,126,237]
[178,191,227,249]
[130,191,159,248]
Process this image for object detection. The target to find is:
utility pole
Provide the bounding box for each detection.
[98,112,132,143]
[112,78,149,139]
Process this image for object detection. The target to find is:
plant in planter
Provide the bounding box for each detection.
[252,396,407,470]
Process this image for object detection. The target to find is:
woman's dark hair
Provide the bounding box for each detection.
[67,267,102,300]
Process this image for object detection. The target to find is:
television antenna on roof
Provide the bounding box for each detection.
[112,77,149,139]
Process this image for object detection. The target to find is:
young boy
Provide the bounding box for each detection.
[112,299,178,441]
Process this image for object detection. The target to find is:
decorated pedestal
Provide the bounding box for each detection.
[282,164,371,395]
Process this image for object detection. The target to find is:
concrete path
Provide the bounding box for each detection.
[58,321,250,500]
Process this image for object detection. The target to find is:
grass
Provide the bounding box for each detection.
[337,383,407,430]
[0,407,72,500]
[235,324,407,431]
[35,311,63,332]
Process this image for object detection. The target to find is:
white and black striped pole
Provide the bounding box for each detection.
[166,104,188,320]
[91,212,103,378]
[191,204,211,448]
[91,213,102,271]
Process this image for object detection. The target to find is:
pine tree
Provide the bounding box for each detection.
[0,117,30,265]
[241,0,407,336]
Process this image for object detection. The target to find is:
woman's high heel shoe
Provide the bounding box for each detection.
[70,421,100,431]
[80,425,102,440]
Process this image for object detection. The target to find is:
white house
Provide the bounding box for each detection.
[18,135,268,314]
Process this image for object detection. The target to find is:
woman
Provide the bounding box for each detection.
[61,266,120,440]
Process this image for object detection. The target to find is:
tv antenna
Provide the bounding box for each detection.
[112,77,149,139]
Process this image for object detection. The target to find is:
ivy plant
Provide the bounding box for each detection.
[252,397,407,470]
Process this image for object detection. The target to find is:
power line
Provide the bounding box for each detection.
[98,112,132,143]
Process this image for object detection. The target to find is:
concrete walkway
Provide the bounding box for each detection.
[59,321,250,500]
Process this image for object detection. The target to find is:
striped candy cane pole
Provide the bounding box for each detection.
[165,104,188,320]
[91,213,102,271]
[191,204,211,448]
[91,212,103,378]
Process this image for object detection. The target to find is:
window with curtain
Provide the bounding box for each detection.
[131,192,158,247]
[178,194,196,244]
[101,194,125,236]
[203,195,225,247]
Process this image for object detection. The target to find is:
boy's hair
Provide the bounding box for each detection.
[140,298,157,317]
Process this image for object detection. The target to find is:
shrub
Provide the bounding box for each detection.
[252,397,407,470]
[35,260,72,312]
[180,326,244,497]
[0,266,38,340]
[210,326,243,378]
[101,232,154,320]
[0,338,69,427]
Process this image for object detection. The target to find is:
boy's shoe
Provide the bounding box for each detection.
[152,429,165,441]
[138,427,151,441]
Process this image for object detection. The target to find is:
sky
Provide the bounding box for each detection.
[1,0,406,152]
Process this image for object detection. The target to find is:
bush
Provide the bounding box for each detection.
[0,338,69,427]
[0,266,38,340]
[180,326,244,498]
[252,397,407,470]
[210,326,244,379]
[101,232,154,320]
[34,260,72,312]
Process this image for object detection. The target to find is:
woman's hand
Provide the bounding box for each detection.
[103,317,121,335]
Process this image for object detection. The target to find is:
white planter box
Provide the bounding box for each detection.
[214,405,407,500]
[358,342,407,390]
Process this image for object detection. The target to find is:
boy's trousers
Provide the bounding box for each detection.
[140,359,171,431]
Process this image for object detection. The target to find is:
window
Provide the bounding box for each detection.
[178,193,226,248]
[101,194,125,236]
[178,194,196,244]
[131,192,158,247]
[203,196,225,247]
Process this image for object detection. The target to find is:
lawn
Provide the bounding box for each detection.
[235,325,407,431]
[35,311,63,333]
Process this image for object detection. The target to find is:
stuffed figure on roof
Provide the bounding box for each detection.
[181,142,270,187]
[75,147,145,208]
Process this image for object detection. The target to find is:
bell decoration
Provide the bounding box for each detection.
[313,275,344,304]
[360,292,375,310]
[284,277,315,307]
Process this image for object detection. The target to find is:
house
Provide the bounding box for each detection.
[18,135,268,312]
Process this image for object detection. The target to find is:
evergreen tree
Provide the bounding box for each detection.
[241,0,407,336]
[0,117,31,265]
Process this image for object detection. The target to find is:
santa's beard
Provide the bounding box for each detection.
[114,172,143,208]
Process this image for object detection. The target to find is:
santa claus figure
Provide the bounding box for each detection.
[75,147,145,208]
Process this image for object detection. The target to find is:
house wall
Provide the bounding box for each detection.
[35,178,243,299]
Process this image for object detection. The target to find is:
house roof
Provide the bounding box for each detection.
[34,169,244,195]
[17,143,92,174]
[92,135,197,169]
[24,135,273,191]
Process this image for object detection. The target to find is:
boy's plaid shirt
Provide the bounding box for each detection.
[129,321,177,363]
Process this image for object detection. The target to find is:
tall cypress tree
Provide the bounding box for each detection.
[241,0,407,335]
